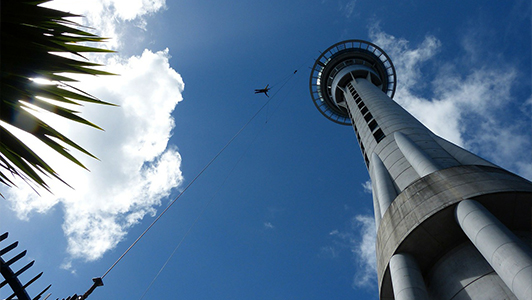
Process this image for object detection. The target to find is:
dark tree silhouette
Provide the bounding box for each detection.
[1,0,115,193]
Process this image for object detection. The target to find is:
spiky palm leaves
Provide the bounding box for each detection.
[1,0,114,193]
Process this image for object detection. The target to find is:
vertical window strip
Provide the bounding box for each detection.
[347,82,386,145]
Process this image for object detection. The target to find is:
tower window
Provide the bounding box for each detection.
[373,128,385,143]
[364,112,373,122]
[368,119,378,131]
[360,106,368,115]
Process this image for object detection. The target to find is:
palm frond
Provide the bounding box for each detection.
[0,0,116,194]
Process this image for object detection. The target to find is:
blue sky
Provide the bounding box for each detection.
[1,0,531,299]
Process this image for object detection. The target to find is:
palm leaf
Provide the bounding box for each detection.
[0,0,116,194]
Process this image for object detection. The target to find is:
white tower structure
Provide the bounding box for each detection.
[309,40,532,300]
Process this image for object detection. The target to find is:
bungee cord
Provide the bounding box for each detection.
[138,110,268,300]
[135,68,308,298]
[76,56,316,300]
[100,67,301,282]
[74,58,315,300]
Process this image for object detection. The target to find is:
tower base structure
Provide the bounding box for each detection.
[309,40,532,300]
[376,165,532,300]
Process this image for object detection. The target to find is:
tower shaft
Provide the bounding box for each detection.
[344,76,532,300]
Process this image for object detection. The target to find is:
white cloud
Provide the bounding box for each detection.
[361,180,372,194]
[4,49,185,263]
[343,1,357,18]
[2,0,186,265]
[370,29,441,93]
[102,0,165,21]
[325,215,377,289]
[350,215,377,289]
[320,245,340,259]
[264,222,275,229]
[42,0,167,49]
[369,28,532,180]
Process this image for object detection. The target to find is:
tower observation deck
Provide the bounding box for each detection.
[310,40,532,300]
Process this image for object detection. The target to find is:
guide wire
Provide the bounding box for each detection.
[269,73,292,89]
[264,65,306,122]
[100,68,300,281]
[138,114,268,300]
[138,71,300,298]
[266,70,300,124]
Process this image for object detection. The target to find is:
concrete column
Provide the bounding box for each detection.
[372,192,381,230]
[371,153,397,217]
[389,253,430,300]
[455,199,532,300]
[394,132,441,177]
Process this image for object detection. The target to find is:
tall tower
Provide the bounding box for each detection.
[309,40,532,300]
